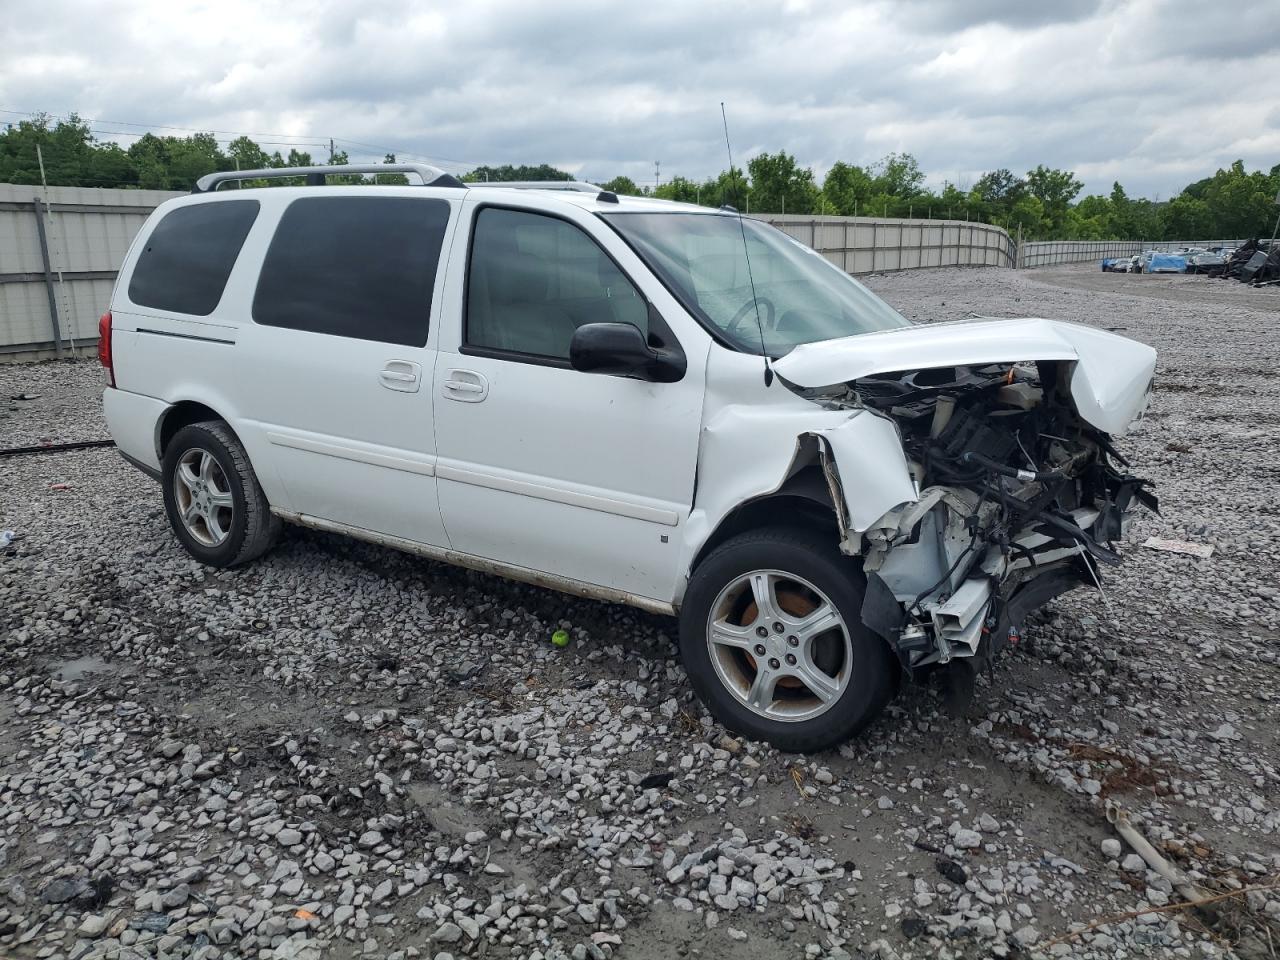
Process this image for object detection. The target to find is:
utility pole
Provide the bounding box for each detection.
[35,144,75,357]
[329,138,335,163]
[1270,188,1280,248]
[654,161,660,192]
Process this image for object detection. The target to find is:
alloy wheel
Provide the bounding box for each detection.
[705,569,853,723]
[173,448,234,547]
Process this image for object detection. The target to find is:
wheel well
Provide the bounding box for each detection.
[157,401,225,458]
[691,467,842,572]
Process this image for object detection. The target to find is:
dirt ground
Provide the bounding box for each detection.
[1,264,1278,960]
[1026,266,1280,310]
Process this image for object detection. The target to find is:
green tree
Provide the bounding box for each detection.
[654,175,703,204]
[87,142,137,188]
[821,161,874,216]
[937,182,968,219]
[463,163,571,182]
[871,153,925,198]
[5,120,1278,241]
[601,175,640,196]
[1200,160,1277,237]
[1007,195,1048,237]
[746,151,818,214]
[127,133,172,189]
[376,153,410,185]
[1025,164,1083,234]
[166,133,228,189]
[227,135,272,172]
[1067,194,1112,239]
[862,192,900,218]
[1163,193,1212,239]
[973,168,1025,206]
[0,114,101,186]
[1129,198,1165,241]
[698,168,746,209]
[1105,182,1133,236]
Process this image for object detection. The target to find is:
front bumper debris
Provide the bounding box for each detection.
[799,355,1156,674]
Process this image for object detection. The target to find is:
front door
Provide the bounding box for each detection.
[431,201,707,603]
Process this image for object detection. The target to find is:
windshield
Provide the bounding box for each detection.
[602,212,910,355]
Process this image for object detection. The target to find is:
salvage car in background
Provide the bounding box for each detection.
[1140,250,1187,273]
[1185,250,1226,273]
[99,165,1158,751]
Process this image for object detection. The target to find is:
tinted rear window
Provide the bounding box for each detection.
[128,200,259,316]
[252,196,450,347]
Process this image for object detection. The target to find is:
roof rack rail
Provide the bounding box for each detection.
[192,163,466,193]
[467,180,600,192]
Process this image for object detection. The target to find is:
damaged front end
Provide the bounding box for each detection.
[804,357,1157,677]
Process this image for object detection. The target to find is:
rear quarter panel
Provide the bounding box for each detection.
[107,194,293,509]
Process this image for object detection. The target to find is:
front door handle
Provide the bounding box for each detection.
[379,360,422,393]
[442,368,488,403]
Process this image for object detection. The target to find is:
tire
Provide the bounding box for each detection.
[161,420,280,568]
[679,526,895,753]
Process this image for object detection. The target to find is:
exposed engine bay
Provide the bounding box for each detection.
[802,359,1157,676]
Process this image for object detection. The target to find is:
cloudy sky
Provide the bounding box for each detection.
[2,0,1277,198]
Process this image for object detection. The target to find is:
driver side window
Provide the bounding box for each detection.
[466,207,648,361]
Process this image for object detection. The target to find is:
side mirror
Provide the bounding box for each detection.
[569,322,686,383]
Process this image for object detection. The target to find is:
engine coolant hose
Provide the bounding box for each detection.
[960,451,1065,483]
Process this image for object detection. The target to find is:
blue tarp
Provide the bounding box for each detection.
[1146,253,1186,273]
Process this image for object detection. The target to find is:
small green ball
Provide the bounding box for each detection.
[551,630,570,647]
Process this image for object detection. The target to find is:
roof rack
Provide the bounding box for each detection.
[467,180,600,192]
[192,163,466,193]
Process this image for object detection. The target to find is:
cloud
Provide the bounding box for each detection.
[1132,1,1280,61]
[893,0,1106,32]
[0,0,1276,199]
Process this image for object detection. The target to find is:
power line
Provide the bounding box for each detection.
[85,128,332,151]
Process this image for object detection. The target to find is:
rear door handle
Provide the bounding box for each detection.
[442,368,488,403]
[379,360,422,393]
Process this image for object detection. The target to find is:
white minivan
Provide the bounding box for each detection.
[100,164,1158,751]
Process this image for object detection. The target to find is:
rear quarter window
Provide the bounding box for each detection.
[128,200,260,316]
[252,196,451,347]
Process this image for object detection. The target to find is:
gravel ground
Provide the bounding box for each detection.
[2,264,1278,960]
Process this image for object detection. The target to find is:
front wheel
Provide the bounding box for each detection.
[679,527,895,752]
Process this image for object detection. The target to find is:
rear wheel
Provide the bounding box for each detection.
[679,526,895,752]
[162,420,280,567]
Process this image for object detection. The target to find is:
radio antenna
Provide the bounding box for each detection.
[720,102,773,386]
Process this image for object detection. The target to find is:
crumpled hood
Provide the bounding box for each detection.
[772,317,1157,435]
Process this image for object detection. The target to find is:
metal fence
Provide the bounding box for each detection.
[760,214,1016,273]
[1019,238,1246,268]
[0,183,1253,360]
[0,183,183,359]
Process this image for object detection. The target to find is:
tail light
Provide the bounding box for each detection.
[98,310,115,387]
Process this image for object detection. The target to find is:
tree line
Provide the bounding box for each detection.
[3,114,1277,241]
